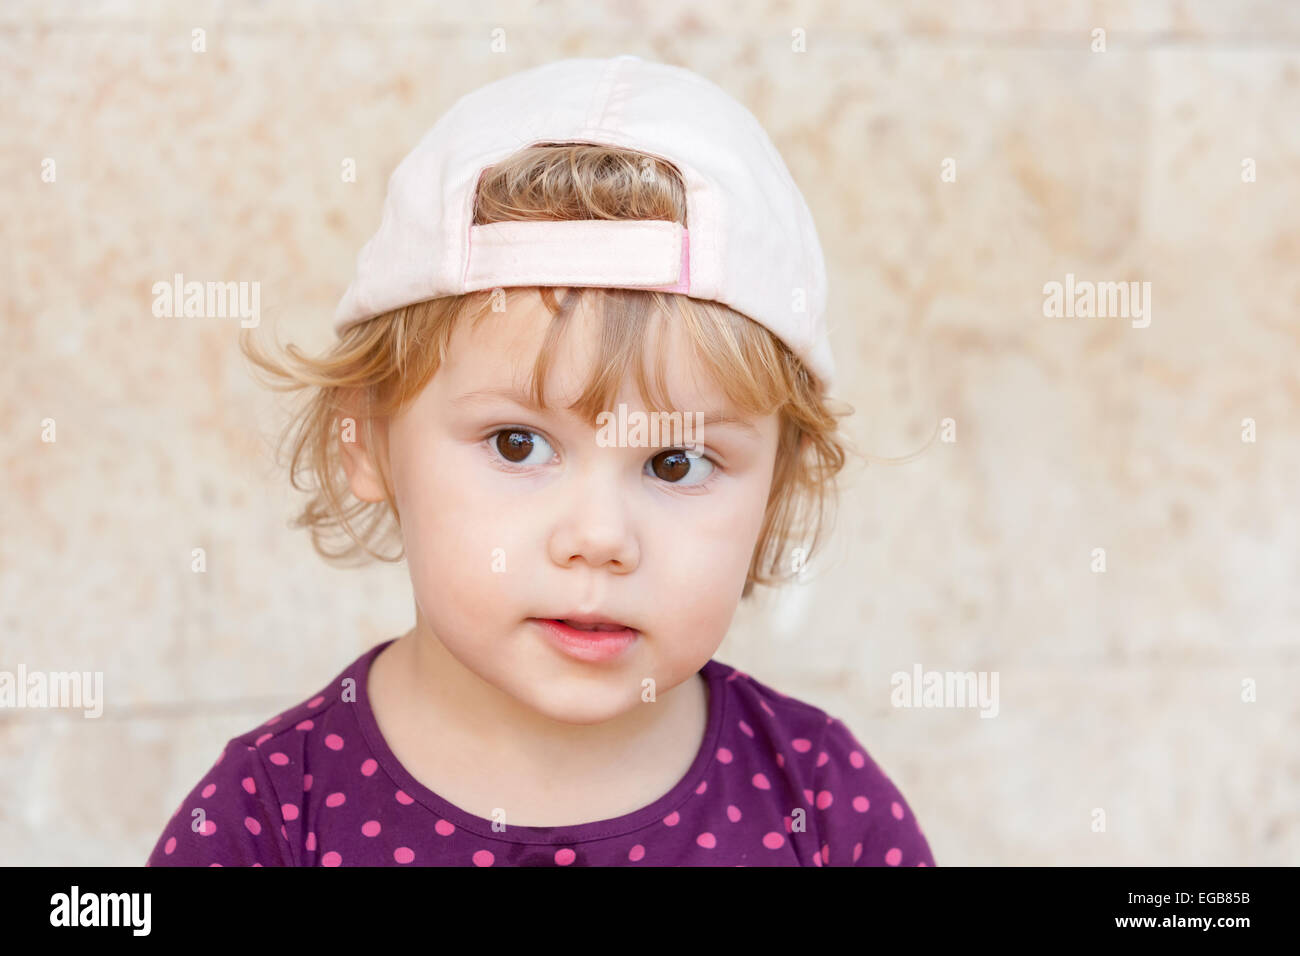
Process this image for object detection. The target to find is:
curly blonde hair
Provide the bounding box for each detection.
[240,143,854,598]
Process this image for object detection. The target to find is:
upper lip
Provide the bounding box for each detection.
[543,613,636,631]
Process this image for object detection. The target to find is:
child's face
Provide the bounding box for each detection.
[346,289,780,725]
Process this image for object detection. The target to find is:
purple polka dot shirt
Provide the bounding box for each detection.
[147,639,936,866]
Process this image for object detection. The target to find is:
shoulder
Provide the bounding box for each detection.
[146,641,383,867]
[146,735,296,866]
[226,638,383,770]
[808,715,937,866]
[707,659,936,867]
[705,658,832,750]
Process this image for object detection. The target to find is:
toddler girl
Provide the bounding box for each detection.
[146,54,935,867]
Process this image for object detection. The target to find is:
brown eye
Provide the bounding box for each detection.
[494,429,541,464]
[649,448,714,486]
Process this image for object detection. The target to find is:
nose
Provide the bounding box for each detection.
[547,464,640,573]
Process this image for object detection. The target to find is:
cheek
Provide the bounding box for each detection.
[645,479,770,611]
[393,439,526,618]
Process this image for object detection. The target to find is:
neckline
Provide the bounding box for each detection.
[351,638,726,844]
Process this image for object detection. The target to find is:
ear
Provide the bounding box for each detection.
[337,398,389,504]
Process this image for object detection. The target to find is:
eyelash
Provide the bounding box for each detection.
[481,427,725,493]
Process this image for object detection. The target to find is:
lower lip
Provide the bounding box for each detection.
[533,619,639,662]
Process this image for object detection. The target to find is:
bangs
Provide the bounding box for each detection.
[457,286,791,431]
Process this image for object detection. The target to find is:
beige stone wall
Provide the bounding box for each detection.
[3,1,1297,865]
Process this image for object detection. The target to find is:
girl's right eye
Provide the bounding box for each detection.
[488,428,555,467]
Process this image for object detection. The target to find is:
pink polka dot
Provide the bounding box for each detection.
[853,842,863,862]
[265,715,280,725]
[244,817,262,835]
[280,826,286,840]
[783,815,794,832]
[821,844,830,864]
[696,832,716,848]
[472,849,494,866]
[694,780,707,795]
[853,796,870,813]
[759,699,775,717]
[164,837,176,855]
[803,788,815,803]
[255,733,272,746]
[282,803,299,820]
[200,819,216,836]
[361,820,381,837]
[738,720,754,737]
[394,847,415,864]
[918,862,927,867]
[775,752,785,768]
[891,801,904,820]
[716,747,733,763]
[325,792,346,808]
[307,695,324,708]
[253,863,262,867]
[726,804,742,823]
[305,832,317,851]
[816,751,829,767]
[295,719,314,731]
[269,752,289,766]
[396,790,414,805]
[762,832,784,849]
[663,811,680,826]
[322,851,342,867]
[628,844,645,862]
[554,848,576,865]
[360,758,378,776]
[849,750,865,769]
[751,773,771,790]
[303,774,313,791]
[792,737,812,752]
[209,863,221,867]
[885,847,902,865]
[241,777,256,794]
[435,819,455,836]
[324,733,344,751]
[201,783,216,798]
[816,790,833,809]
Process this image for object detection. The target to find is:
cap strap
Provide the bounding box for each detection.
[463,219,689,294]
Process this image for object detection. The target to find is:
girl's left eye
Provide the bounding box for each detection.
[646,447,715,486]
[486,429,719,488]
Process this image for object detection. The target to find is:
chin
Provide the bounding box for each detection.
[524,685,639,726]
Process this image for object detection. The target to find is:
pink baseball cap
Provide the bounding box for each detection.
[333,54,836,393]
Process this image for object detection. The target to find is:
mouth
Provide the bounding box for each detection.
[550,621,629,633]
[540,614,636,633]
[531,618,640,662]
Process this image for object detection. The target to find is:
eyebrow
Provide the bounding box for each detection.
[452,386,760,437]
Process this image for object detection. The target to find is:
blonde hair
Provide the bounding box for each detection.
[240,143,854,598]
